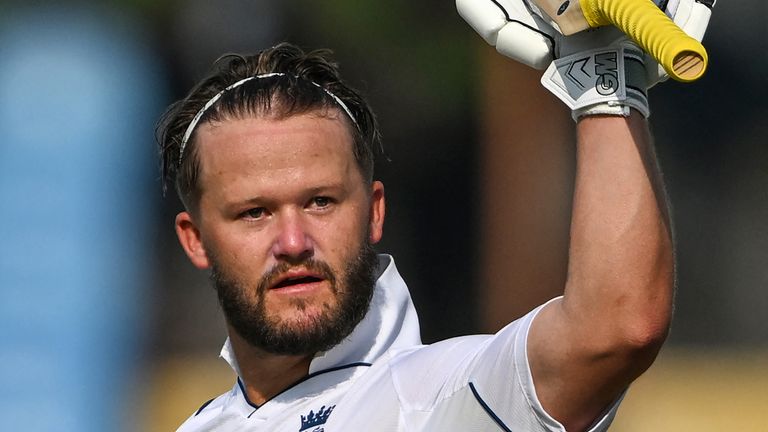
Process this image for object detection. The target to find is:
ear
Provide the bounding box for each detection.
[368,181,385,244]
[175,211,211,269]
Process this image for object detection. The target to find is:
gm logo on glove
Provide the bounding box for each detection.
[558,50,619,97]
[594,52,618,96]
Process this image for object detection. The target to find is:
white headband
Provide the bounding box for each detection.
[178,72,359,165]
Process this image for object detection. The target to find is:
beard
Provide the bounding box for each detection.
[210,242,379,356]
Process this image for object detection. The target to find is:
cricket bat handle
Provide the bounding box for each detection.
[583,0,708,82]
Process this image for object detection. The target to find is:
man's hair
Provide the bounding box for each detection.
[156,43,380,212]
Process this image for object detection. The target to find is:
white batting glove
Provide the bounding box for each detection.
[457,0,714,120]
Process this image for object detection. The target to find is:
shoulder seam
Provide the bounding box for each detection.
[194,398,215,416]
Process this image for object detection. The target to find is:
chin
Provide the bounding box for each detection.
[276,300,337,328]
[266,284,336,313]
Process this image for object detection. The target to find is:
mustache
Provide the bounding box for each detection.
[256,258,338,294]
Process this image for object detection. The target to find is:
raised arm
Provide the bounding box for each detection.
[527,111,674,430]
[458,0,713,428]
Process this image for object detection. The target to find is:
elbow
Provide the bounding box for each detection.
[609,324,669,384]
[628,268,675,352]
[598,278,675,367]
[619,253,675,356]
[613,296,672,371]
[622,316,670,355]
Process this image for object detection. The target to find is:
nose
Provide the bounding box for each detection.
[271,210,314,262]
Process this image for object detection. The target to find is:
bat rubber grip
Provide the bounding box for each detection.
[581,0,708,82]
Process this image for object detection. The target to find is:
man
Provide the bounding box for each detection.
[157,0,711,429]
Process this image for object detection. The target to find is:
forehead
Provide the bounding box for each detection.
[194,112,361,196]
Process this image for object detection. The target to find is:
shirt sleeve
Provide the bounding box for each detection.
[468,296,624,431]
[389,297,624,431]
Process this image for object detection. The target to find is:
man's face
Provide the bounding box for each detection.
[175,111,385,355]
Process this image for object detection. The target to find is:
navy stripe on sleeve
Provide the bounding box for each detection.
[469,382,514,432]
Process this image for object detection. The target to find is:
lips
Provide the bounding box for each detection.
[270,272,325,290]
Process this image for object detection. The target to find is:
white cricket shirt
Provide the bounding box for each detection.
[178,255,622,431]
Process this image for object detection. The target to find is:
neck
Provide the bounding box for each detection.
[227,326,313,406]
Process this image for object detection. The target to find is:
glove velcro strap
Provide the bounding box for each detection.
[540,45,649,120]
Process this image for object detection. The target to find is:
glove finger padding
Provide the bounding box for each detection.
[456,0,555,70]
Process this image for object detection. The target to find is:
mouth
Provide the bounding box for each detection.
[270,272,326,292]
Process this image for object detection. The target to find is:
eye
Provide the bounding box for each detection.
[240,207,266,220]
[310,196,333,209]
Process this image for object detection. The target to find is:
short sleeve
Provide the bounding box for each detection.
[466,297,624,432]
[389,297,624,431]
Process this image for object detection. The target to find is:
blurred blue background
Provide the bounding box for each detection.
[0,0,764,430]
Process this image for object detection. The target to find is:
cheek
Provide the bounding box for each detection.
[207,229,270,276]
[319,209,368,260]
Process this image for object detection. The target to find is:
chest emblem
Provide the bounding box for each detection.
[299,404,335,432]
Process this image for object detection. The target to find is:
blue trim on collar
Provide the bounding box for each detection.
[238,362,373,413]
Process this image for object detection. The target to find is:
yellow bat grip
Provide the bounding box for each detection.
[581,0,708,82]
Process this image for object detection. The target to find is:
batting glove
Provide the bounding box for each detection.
[457,0,714,120]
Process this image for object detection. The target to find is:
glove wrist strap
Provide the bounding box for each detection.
[540,44,649,120]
